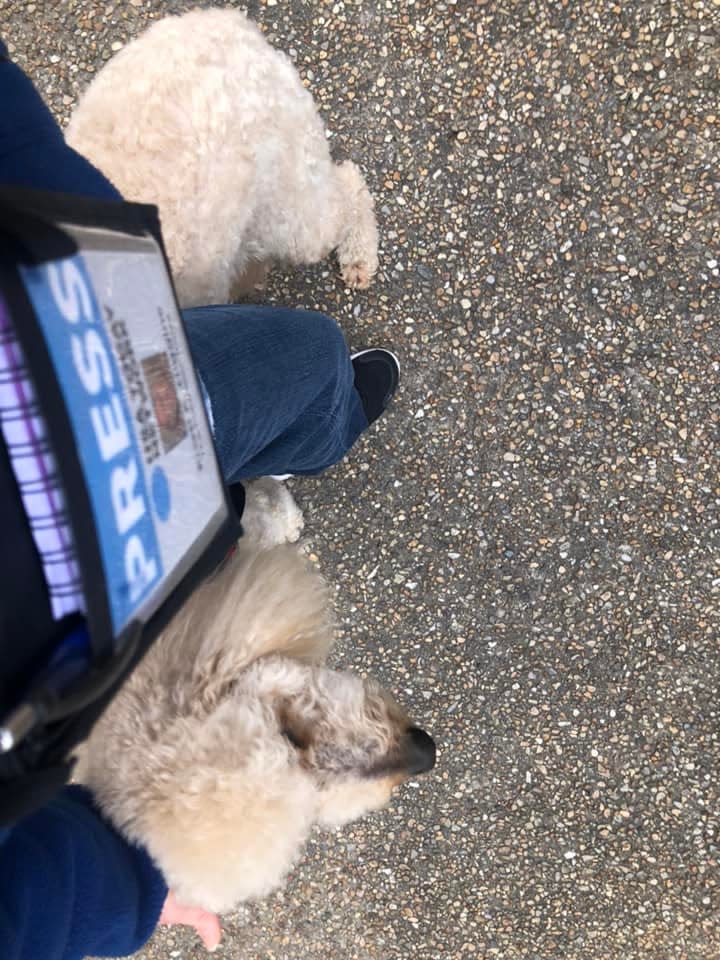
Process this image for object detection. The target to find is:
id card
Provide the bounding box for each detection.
[0,187,238,655]
[19,230,225,632]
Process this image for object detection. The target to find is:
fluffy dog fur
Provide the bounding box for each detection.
[78,480,434,914]
[66,7,380,307]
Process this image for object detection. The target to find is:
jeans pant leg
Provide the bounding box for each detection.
[182,305,369,483]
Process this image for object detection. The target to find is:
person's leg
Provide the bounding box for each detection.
[182,305,371,483]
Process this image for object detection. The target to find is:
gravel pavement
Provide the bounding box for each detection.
[3,1,719,958]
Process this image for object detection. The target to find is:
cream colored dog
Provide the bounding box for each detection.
[79,480,435,914]
[66,7,380,308]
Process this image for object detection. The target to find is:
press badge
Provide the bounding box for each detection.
[0,187,239,654]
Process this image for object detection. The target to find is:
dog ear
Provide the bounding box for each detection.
[277,698,316,753]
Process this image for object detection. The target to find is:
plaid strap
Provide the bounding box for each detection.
[0,294,84,619]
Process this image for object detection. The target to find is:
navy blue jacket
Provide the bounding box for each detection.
[0,788,166,959]
[0,38,168,960]
[0,39,122,199]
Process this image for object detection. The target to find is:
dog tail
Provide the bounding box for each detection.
[334,161,379,289]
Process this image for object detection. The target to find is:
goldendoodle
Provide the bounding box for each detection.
[78,480,435,914]
[66,7,380,307]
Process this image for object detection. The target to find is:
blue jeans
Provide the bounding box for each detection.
[0,49,370,484]
[183,305,368,482]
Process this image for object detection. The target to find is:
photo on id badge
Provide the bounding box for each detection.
[142,352,186,453]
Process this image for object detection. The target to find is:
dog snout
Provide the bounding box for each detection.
[402,726,436,776]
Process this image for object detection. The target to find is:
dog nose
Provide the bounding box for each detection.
[403,726,436,775]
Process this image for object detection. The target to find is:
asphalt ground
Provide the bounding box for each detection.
[2,1,718,957]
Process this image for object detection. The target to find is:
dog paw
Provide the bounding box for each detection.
[242,478,304,549]
[341,262,374,289]
[278,490,304,544]
[231,261,270,298]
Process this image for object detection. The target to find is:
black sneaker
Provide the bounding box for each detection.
[351,349,400,425]
[268,348,400,479]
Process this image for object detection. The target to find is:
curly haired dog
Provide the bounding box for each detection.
[66,7,380,307]
[78,480,435,915]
